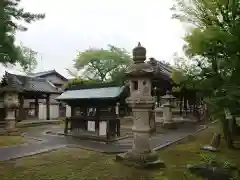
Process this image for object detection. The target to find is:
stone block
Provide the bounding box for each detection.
[200,145,218,152]
[162,122,177,129]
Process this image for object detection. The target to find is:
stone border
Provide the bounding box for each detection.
[16,120,63,128]
[67,144,107,153]
[153,125,208,151]
[1,145,67,162]
[45,131,131,143]
[152,120,219,151]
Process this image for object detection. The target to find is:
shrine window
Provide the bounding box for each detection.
[132,81,138,90]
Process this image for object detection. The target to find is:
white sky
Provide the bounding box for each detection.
[11,0,186,78]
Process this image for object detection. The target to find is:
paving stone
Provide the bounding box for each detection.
[0,123,204,161]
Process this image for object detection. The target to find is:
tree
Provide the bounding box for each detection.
[171,0,240,147]
[65,78,102,87]
[72,45,133,83]
[65,68,80,79]
[1,0,45,66]
[18,43,38,73]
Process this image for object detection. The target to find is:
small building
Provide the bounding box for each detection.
[56,83,129,139]
[29,69,68,90]
[0,71,64,121]
[28,69,71,118]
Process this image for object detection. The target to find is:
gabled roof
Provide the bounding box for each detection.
[29,69,68,81]
[0,72,60,94]
[56,85,125,100]
[147,58,173,81]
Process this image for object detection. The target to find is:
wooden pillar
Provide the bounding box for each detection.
[115,102,120,137]
[46,94,50,120]
[18,94,24,121]
[64,117,69,134]
[96,107,100,133]
[71,105,75,117]
[34,98,39,118]
[106,120,110,140]
[117,119,120,137]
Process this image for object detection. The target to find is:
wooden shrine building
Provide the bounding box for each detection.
[0,71,61,121]
[56,83,129,140]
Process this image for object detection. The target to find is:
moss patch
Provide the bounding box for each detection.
[0,122,239,180]
[0,136,24,148]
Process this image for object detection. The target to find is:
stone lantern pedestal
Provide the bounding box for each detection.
[116,43,164,168]
[162,92,177,129]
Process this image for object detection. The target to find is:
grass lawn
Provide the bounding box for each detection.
[0,122,239,180]
[0,136,25,148]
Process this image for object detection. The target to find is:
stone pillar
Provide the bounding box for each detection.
[162,91,177,129]
[116,42,164,168]
[46,94,50,120]
[4,92,19,133]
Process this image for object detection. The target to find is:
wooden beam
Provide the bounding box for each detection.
[34,98,39,118]
[46,94,50,120]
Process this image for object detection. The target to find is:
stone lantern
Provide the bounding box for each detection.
[116,42,164,168]
[3,89,19,132]
[161,91,176,129]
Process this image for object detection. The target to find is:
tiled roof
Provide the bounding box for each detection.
[30,69,68,81]
[148,58,173,80]
[0,72,60,94]
[29,70,56,77]
[56,86,125,100]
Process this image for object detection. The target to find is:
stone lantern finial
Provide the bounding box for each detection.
[132,42,146,64]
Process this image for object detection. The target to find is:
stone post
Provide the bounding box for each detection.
[116,42,164,168]
[4,91,19,133]
[162,91,177,129]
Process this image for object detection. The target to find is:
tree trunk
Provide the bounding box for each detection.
[221,118,234,149]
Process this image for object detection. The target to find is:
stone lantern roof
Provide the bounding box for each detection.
[126,42,154,77]
[132,42,146,64]
[161,91,176,100]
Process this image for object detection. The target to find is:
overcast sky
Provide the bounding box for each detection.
[12,0,185,78]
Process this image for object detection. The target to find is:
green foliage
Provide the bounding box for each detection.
[65,78,102,87]
[18,43,38,73]
[171,70,185,85]
[172,0,240,146]
[73,45,133,82]
[200,153,240,179]
[0,0,45,66]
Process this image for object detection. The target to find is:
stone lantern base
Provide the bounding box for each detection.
[1,109,20,136]
[116,150,165,169]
